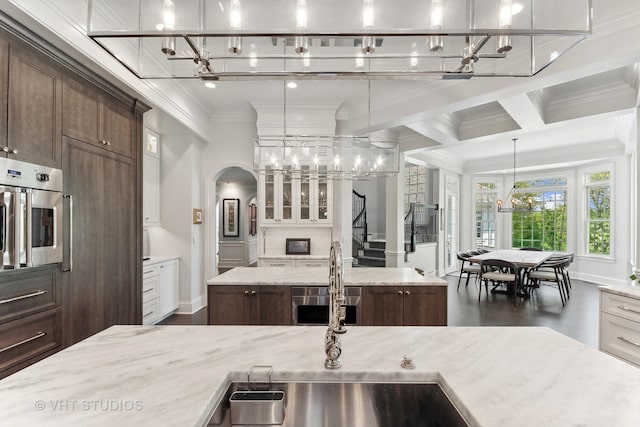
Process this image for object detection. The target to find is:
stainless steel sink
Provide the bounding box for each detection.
[207,381,469,426]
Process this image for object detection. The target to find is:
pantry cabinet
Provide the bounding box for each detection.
[62,75,134,158]
[2,38,62,168]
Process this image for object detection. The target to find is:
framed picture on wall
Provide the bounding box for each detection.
[223,198,240,237]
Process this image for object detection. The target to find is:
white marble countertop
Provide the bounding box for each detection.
[599,285,640,299]
[0,326,638,426]
[206,267,446,286]
[143,256,179,266]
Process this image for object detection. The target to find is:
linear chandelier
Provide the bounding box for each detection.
[254,79,400,177]
[497,138,533,213]
[86,0,592,80]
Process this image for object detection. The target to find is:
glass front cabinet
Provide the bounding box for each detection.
[259,165,332,225]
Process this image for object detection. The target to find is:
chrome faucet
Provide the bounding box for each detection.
[325,240,346,369]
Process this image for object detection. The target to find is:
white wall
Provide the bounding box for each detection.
[144,109,205,314]
[201,116,258,281]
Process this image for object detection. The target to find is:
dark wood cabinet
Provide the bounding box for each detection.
[62,76,133,158]
[62,136,137,347]
[0,36,7,151]
[6,40,62,168]
[362,286,447,326]
[0,266,61,379]
[208,285,292,326]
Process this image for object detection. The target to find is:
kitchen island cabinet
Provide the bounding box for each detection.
[0,325,638,427]
[208,285,291,325]
[362,285,447,326]
[207,267,447,326]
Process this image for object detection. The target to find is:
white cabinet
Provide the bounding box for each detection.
[142,258,180,324]
[143,128,160,226]
[142,265,160,325]
[158,258,179,318]
[259,165,332,225]
[599,287,640,367]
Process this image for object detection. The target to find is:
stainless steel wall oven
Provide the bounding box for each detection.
[0,158,63,270]
[292,286,362,325]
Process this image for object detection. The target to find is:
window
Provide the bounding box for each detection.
[585,170,611,256]
[512,177,568,251]
[474,182,497,248]
[404,164,426,212]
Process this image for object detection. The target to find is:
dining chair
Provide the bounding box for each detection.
[479,259,519,305]
[525,255,572,306]
[456,251,481,291]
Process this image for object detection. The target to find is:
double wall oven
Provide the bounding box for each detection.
[292,286,362,325]
[0,158,63,270]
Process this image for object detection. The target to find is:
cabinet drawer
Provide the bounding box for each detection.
[0,270,57,323]
[601,291,640,323]
[143,274,160,302]
[262,259,296,268]
[296,260,328,268]
[600,312,640,367]
[142,298,159,325]
[0,308,61,373]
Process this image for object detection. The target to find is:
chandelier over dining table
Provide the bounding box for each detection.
[86,0,592,80]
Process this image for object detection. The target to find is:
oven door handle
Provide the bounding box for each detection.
[62,194,73,272]
[11,189,22,269]
[24,189,32,267]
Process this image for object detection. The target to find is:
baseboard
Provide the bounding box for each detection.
[177,295,206,315]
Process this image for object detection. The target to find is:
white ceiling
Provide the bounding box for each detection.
[3,0,640,173]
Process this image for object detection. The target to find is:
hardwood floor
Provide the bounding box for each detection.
[158,273,600,348]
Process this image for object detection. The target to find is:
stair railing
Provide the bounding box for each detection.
[352,190,367,259]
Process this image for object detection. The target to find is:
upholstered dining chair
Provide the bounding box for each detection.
[525,254,573,306]
[456,251,481,291]
[479,259,519,305]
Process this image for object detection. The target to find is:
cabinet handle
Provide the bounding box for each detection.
[617,305,640,315]
[244,290,250,296]
[617,336,640,348]
[398,291,403,295]
[405,291,411,296]
[0,331,46,354]
[1,146,8,153]
[251,290,256,296]
[0,290,46,305]
[106,141,112,146]
[62,194,73,272]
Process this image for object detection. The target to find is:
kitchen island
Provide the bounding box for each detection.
[0,325,638,426]
[206,267,448,326]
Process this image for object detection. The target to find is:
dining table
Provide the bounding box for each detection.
[468,249,555,298]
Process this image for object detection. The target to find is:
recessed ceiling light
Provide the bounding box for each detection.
[155,23,164,31]
[512,3,524,14]
[205,82,216,89]
[286,81,298,89]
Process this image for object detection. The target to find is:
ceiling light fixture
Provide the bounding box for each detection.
[496,138,533,213]
[205,81,216,88]
[254,52,399,177]
[87,0,592,81]
[286,81,297,88]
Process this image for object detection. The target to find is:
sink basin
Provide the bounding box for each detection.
[207,381,469,426]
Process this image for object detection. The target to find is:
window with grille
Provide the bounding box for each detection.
[474,182,497,248]
[585,170,611,256]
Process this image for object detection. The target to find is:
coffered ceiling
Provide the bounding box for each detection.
[3,0,640,173]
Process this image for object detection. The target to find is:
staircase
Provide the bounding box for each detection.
[354,240,386,267]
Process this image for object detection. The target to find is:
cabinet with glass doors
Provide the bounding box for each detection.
[259,165,332,225]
